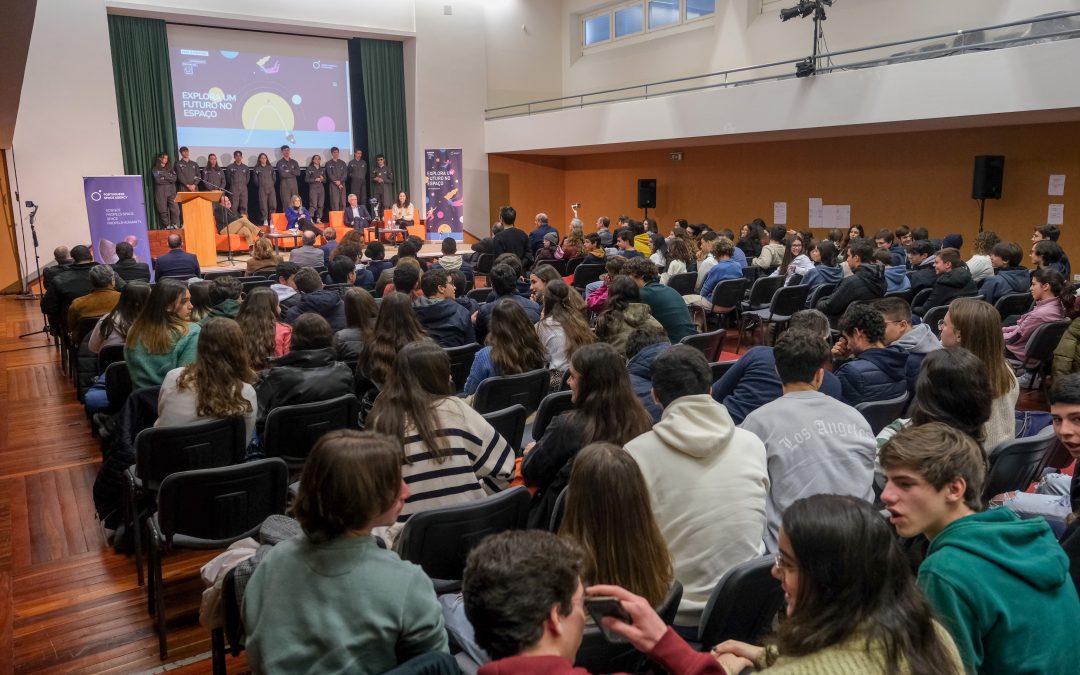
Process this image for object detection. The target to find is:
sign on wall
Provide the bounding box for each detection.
[83,176,154,279]
[424,149,463,241]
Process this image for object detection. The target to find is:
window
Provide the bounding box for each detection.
[582,1,714,50]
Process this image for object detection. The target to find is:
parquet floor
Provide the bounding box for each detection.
[0,296,246,674]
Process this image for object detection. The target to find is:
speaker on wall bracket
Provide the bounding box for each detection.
[637,178,656,218]
[972,155,1004,233]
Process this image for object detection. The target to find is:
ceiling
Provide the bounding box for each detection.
[0,0,37,148]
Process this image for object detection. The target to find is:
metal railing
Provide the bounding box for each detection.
[485,11,1080,120]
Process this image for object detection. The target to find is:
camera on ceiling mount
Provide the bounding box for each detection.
[779,0,834,77]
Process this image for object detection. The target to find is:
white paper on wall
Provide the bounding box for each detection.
[821,204,851,230]
[1049,175,1066,196]
[774,202,787,225]
[1048,204,1065,225]
[809,198,823,228]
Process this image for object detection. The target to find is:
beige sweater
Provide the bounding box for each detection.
[760,623,963,674]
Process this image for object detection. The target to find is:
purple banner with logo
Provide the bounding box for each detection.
[83,176,154,280]
[424,149,463,241]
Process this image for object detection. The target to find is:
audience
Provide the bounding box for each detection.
[980,241,1030,306]
[594,276,664,355]
[323,255,358,296]
[872,296,941,393]
[155,317,258,441]
[1031,238,1068,279]
[288,231,325,268]
[624,346,768,630]
[1003,267,1074,370]
[43,245,74,290]
[356,292,428,386]
[414,268,475,348]
[534,231,559,263]
[154,234,201,279]
[527,212,558,257]
[364,241,393,279]
[815,239,885,321]
[584,256,626,314]
[911,247,977,318]
[659,237,696,285]
[775,234,813,283]
[625,324,672,422]
[243,430,448,673]
[684,237,742,314]
[188,282,213,323]
[236,287,292,370]
[714,495,963,674]
[832,303,908,406]
[492,205,529,261]
[464,299,547,396]
[199,276,242,324]
[320,226,338,264]
[367,342,514,546]
[537,280,595,378]
[530,264,583,313]
[246,237,282,276]
[966,230,999,283]
[624,258,697,344]
[270,262,302,312]
[83,281,152,414]
[615,230,644,259]
[124,279,201,389]
[1033,223,1071,279]
[880,423,1080,675]
[906,239,938,295]
[434,236,468,272]
[694,231,719,291]
[335,287,377,363]
[741,329,877,551]
[43,244,98,334]
[737,221,764,260]
[752,225,786,270]
[873,228,908,268]
[474,263,541,344]
[283,267,346,331]
[800,240,842,296]
[67,265,120,339]
[110,241,151,282]
[871,248,910,293]
[712,309,843,424]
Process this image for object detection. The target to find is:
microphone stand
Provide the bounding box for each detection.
[18,205,54,340]
[202,177,239,268]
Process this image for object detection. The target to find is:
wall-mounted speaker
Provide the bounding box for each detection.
[637,178,657,209]
[972,155,1005,200]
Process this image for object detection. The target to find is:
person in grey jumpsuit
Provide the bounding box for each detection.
[225,150,250,216]
[253,153,277,225]
[348,149,368,206]
[202,153,226,192]
[151,152,179,228]
[174,146,199,194]
[275,145,300,213]
[325,146,348,212]
[371,154,394,217]
[305,155,327,223]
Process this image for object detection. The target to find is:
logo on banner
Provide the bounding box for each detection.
[90,190,103,202]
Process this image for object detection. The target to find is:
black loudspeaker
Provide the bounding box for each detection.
[972,155,1005,200]
[637,179,657,209]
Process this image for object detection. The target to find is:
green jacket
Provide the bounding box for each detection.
[639,282,697,344]
[199,298,241,325]
[1052,316,1080,380]
[919,508,1080,675]
[124,323,201,389]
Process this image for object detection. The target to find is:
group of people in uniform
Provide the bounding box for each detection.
[151,145,395,230]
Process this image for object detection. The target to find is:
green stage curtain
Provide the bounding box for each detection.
[108,15,178,230]
[355,38,410,209]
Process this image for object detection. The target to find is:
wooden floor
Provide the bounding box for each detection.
[0,296,246,674]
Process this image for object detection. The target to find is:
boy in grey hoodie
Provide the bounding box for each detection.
[873,296,941,393]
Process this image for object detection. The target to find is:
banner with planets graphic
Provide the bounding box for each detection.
[83,176,154,280]
[167,25,352,166]
[424,149,464,241]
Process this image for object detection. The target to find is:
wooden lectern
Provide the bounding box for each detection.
[178,191,221,267]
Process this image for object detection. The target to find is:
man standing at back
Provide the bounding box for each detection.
[624,346,768,632]
[740,329,877,551]
[492,205,529,262]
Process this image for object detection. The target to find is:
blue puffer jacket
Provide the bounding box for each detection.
[627,341,671,423]
[835,347,909,406]
[981,267,1031,305]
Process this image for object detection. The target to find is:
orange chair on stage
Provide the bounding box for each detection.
[382,209,425,242]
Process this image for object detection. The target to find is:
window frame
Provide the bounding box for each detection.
[612,0,646,41]
[582,9,613,47]
[581,0,715,53]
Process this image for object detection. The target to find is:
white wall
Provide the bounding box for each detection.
[484,0,563,110]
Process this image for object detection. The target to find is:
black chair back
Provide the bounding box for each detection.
[240,277,274,292]
[135,417,246,492]
[883,288,913,303]
[474,253,495,276]
[395,486,531,581]
[156,458,289,548]
[104,360,133,414]
[541,259,568,276]
[221,567,244,655]
[565,257,585,276]
[995,292,1034,322]
[473,367,550,415]
[983,426,1059,501]
[572,263,606,290]
[767,284,811,319]
[532,390,575,441]
[1020,319,1071,371]
[922,305,949,338]
[667,272,697,296]
[575,581,684,674]
[741,266,762,284]
[97,344,125,374]
[697,555,783,647]
[446,343,481,393]
[806,282,838,308]
[549,487,568,532]
[710,360,735,383]
[744,276,784,310]
[709,278,748,311]
[481,405,528,456]
[911,287,932,308]
[855,392,909,435]
[263,394,362,469]
[466,288,492,303]
[680,328,727,362]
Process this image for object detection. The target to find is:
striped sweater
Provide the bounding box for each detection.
[378,396,515,547]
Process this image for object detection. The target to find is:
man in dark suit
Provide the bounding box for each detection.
[343,193,372,230]
[110,241,151,282]
[43,245,98,336]
[42,246,74,290]
[154,234,201,279]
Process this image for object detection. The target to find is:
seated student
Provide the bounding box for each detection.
[831,303,908,406]
[1033,223,1072,279]
[534,231,559,263]
[966,230,999,283]
[110,241,151,282]
[529,264,585,313]
[713,495,963,674]
[433,236,470,273]
[522,343,652,528]
[623,258,697,345]
[243,430,448,673]
[335,287,377,363]
[740,330,877,551]
[463,531,739,675]
[67,265,120,339]
[872,296,940,393]
[594,276,664,356]
[288,231,325,268]
[906,239,938,295]
[737,221,764,261]
[873,228,908,268]
[800,240,843,299]
[979,241,1030,305]
[326,245,374,292]
[911,247,977,318]
[752,225,786,270]
[283,267,346,332]
[199,276,242,324]
[464,300,547,397]
[364,241,393,279]
[894,224,914,251]
[659,237,696,285]
[615,230,644,259]
[712,309,842,424]
[188,282,213,323]
[492,252,531,297]
[389,239,429,272]
[270,261,302,313]
[772,234,813,284]
[683,237,742,313]
[124,279,201,389]
[254,313,353,439]
[625,325,671,423]
[356,292,428,387]
[319,226,338,265]
[474,264,541,345]
[236,287,292,370]
[154,234,200,279]
[815,239,885,322]
[1003,267,1073,367]
[246,237,284,277]
[694,231,719,291]
[155,317,258,441]
[584,256,626,314]
[413,268,475,348]
[872,248,911,294]
[625,346,768,629]
[537,280,595,377]
[367,342,514,547]
[84,281,152,414]
[1032,238,1069,279]
[580,232,607,262]
[375,257,420,298]
[323,255,358,296]
[880,423,1080,675]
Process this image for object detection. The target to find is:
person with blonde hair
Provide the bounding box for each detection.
[246,237,283,276]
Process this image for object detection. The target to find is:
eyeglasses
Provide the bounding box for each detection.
[774,550,797,573]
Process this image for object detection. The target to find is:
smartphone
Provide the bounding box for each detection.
[584,596,632,643]
[571,202,581,209]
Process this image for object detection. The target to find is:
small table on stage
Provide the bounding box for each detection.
[266,230,301,253]
[379,226,407,244]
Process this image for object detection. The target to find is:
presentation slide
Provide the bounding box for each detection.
[167,25,352,166]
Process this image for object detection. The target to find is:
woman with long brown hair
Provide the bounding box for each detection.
[336,287,378,363]
[660,236,696,285]
[536,279,594,376]
[356,292,428,386]
[368,341,514,546]
[236,287,292,370]
[246,237,283,276]
[124,279,201,389]
[522,342,652,527]
[155,317,258,440]
[529,264,585,313]
[463,299,547,396]
[559,442,673,608]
